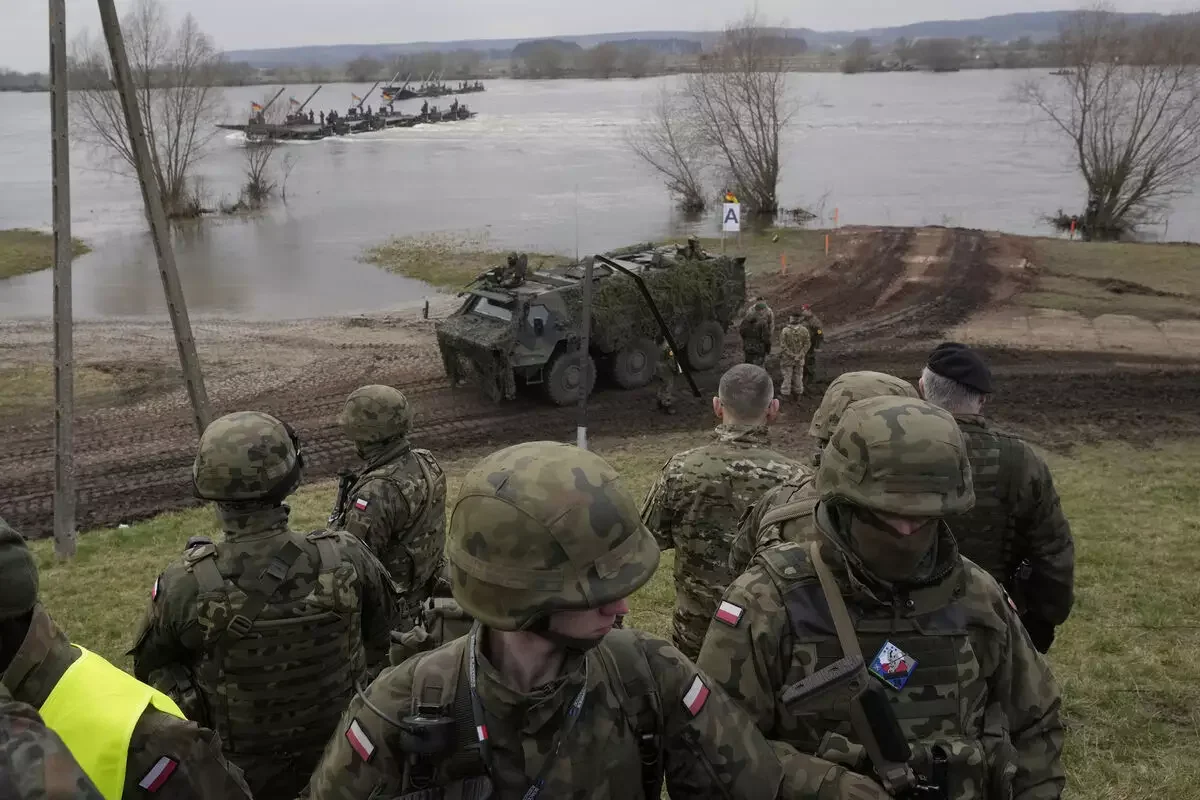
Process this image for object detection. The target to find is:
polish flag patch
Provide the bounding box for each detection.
[345,718,375,762]
[682,675,710,717]
[139,756,177,792]
[715,601,744,627]
[476,724,489,742]
[354,498,370,511]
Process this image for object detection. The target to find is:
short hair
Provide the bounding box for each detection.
[719,364,775,421]
[921,366,985,415]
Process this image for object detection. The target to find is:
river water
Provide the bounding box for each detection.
[1,71,1197,321]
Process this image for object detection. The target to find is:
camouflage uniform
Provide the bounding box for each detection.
[306,441,787,800]
[739,301,774,367]
[640,424,800,660]
[334,385,448,623]
[654,339,678,413]
[777,317,812,398]
[729,371,919,576]
[698,397,1065,800]
[946,414,1075,653]
[0,681,104,800]
[130,411,398,800]
[799,307,823,389]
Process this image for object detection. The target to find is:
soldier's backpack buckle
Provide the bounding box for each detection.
[226,614,254,638]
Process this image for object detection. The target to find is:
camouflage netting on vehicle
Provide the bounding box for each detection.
[562,254,747,354]
[436,313,516,402]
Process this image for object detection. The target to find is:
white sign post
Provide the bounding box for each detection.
[722,202,740,253]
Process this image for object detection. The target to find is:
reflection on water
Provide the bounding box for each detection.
[1,73,1197,320]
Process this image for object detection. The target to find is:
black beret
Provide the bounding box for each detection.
[927,342,993,394]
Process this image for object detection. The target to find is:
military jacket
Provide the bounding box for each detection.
[640,424,800,659]
[778,325,811,363]
[338,439,448,608]
[0,681,105,800]
[698,507,1065,800]
[130,505,398,800]
[946,414,1075,633]
[729,465,818,576]
[306,628,785,800]
[739,309,774,352]
[799,310,824,348]
[2,605,252,800]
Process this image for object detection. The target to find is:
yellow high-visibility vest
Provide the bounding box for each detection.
[40,646,186,800]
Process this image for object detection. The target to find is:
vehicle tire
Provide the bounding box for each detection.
[609,338,657,389]
[685,321,725,372]
[545,350,596,406]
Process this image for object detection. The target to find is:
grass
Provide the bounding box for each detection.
[0,228,89,280]
[691,229,832,279]
[362,231,562,291]
[0,365,122,416]
[27,429,1200,797]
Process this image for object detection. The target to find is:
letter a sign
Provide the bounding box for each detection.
[723,202,741,233]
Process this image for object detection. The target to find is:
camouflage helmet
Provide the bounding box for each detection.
[817,396,974,518]
[193,411,303,502]
[809,371,920,443]
[446,441,660,631]
[339,385,412,446]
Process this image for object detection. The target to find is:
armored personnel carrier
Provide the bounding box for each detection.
[435,243,747,405]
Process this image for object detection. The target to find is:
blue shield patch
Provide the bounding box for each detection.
[869,640,918,691]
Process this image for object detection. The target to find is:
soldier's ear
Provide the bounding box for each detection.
[712,397,723,420]
[917,377,926,399]
[766,398,781,423]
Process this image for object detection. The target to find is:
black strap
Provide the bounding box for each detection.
[219,540,304,645]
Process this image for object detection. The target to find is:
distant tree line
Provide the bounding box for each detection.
[0,69,49,91]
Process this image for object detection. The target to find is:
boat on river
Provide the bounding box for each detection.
[217,104,477,142]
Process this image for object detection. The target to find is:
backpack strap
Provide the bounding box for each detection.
[183,543,224,594]
[758,493,819,531]
[408,638,487,785]
[596,629,664,800]
[306,529,342,571]
[219,539,304,645]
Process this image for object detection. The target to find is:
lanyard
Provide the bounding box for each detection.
[467,626,589,800]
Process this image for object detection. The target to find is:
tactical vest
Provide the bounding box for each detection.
[945,421,1025,584]
[758,546,1017,800]
[186,530,365,758]
[398,628,664,799]
[756,473,820,547]
[348,448,446,605]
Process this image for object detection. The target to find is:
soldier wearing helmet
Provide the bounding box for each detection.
[728,371,920,577]
[130,411,398,800]
[699,396,1065,800]
[307,442,791,800]
[739,297,775,367]
[332,385,447,626]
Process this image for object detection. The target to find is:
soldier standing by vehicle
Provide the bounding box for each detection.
[699,396,1065,800]
[0,519,252,800]
[653,336,679,415]
[777,312,812,399]
[919,342,1075,653]
[739,298,775,367]
[640,364,800,660]
[332,385,447,628]
[130,411,398,800]
[729,371,918,576]
[306,441,791,800]
[798,304,823,389]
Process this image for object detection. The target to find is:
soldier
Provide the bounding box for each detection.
[729,371,918,576]
[919,342,1075,653]
[306,441,791,800]
[653,336,678,415]
[777,312,812,399]
[332,385,447,627]
[798,304,824,389]
[739,298,775,367]
[640,364,801,659]
[698,396,1065,800]
[1,682,104,799]
[131,411,398,800]
[0,519,252,800]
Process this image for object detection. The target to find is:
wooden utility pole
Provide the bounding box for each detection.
[96,0,212,435]
[49,0,75,559]
[576,257,593,451]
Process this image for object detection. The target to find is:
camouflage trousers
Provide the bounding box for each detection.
[780,356,807,397]
[655,363,676,409]
[804,347,818,388]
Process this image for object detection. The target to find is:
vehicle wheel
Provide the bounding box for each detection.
[545,350,596,406]
[686,321,725,372]
[609,338,657,389]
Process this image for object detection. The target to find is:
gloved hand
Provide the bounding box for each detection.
[1021,614,1056,654]
[821,768,891,800]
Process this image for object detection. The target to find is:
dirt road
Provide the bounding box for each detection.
[4,227,1199,538]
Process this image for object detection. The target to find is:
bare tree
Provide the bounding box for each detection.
[627,88,709,211]
[69,0,223,218]
[843,37,873,74]
[685,14,797,213]
[621,46,655,79]
[584,44,622,79]
[1019,9,1200,238]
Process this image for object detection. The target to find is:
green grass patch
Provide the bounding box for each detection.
[362,231,561,291]
[0,365,122,416]
[1021,276,1200,323]
[1031,238,1200,298]
[27,433,1200,797]
[690,229,831,278]
[0,228,89,280]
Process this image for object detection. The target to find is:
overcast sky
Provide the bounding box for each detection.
[5,0,1197,71]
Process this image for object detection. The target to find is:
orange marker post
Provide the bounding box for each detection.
[834,207,840,227]
[780,253,788,275]
[825,234,830,256]
[1070,218,1077,240]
